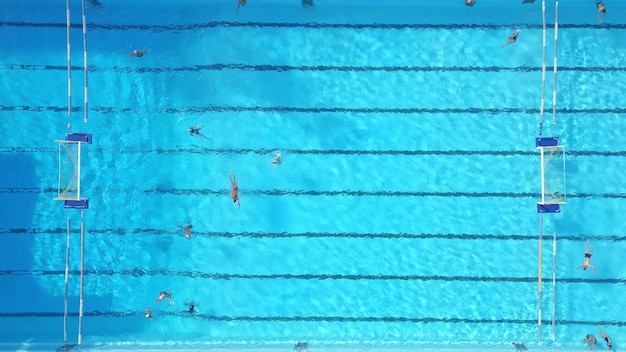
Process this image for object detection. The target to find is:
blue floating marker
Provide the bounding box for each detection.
[64,199,89,209]
[66,132,92,144]
[537,203,560,213]
[536,137,559,148]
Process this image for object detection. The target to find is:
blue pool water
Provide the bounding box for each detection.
[2,0,626,350]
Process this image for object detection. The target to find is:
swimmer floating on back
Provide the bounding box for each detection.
[502,29,520,47]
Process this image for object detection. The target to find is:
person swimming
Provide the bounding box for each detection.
[144,307,155,320]
[270,151,281,165]
[293,342,308,352]
[187,125,211,140]
[186,301,197,313]
[577,239,596,274]
[156,289,174,305]
[598,326,612,350]
[597,2,607,24]
[178,224,193,239]
[236,0,246,13]
[130,48,147,59]
[229,171,240,208]
[502,29,520,47]
[302,0,315,7]
[583,334,598,351]
[465,0,475,6]
[512,343,530,351]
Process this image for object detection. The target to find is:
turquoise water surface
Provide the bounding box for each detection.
[1,0,626,350]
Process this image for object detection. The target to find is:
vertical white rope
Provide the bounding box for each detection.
[81,0,89,123]
[562,147,567,203]
[66,0,72,116]
[77,221,85,345]
[77,142,81,200]
[552,231,557,341]
[63,218,71,342]
[552,0,559,124]
[538,217,543,343]
[57,143,62,198]
[538,0,547,136]
[539,147,546,204]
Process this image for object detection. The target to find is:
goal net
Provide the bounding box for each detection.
[540,145,566,204]
[55,140,82,200]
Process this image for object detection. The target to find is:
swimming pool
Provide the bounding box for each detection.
[1,0,626,350]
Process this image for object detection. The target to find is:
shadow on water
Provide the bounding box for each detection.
[0,153,57,343]
[0,153,148,344]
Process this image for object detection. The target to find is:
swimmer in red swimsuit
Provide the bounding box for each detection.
[178,224,193,239]
[230,171,240,208]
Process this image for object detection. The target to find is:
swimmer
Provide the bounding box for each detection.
[236,0,246,13]
[178,224,193,239]
[583,334,598,351]
[144,307,155,320]
[130,48,147,59]
[465,0,475,6]
[597,2,607,24]
[187,125,211,140]
[577,239,596,274]
[185,301,197,313]
[598,326,613,350]
[502,29,521,47]
[512,343,530,351]
[88,0,104,8]
[229,171,240,208]
[156,288,174,305]
[270,151,281,165]
[302,0,315,6]
[293,342,308,352]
